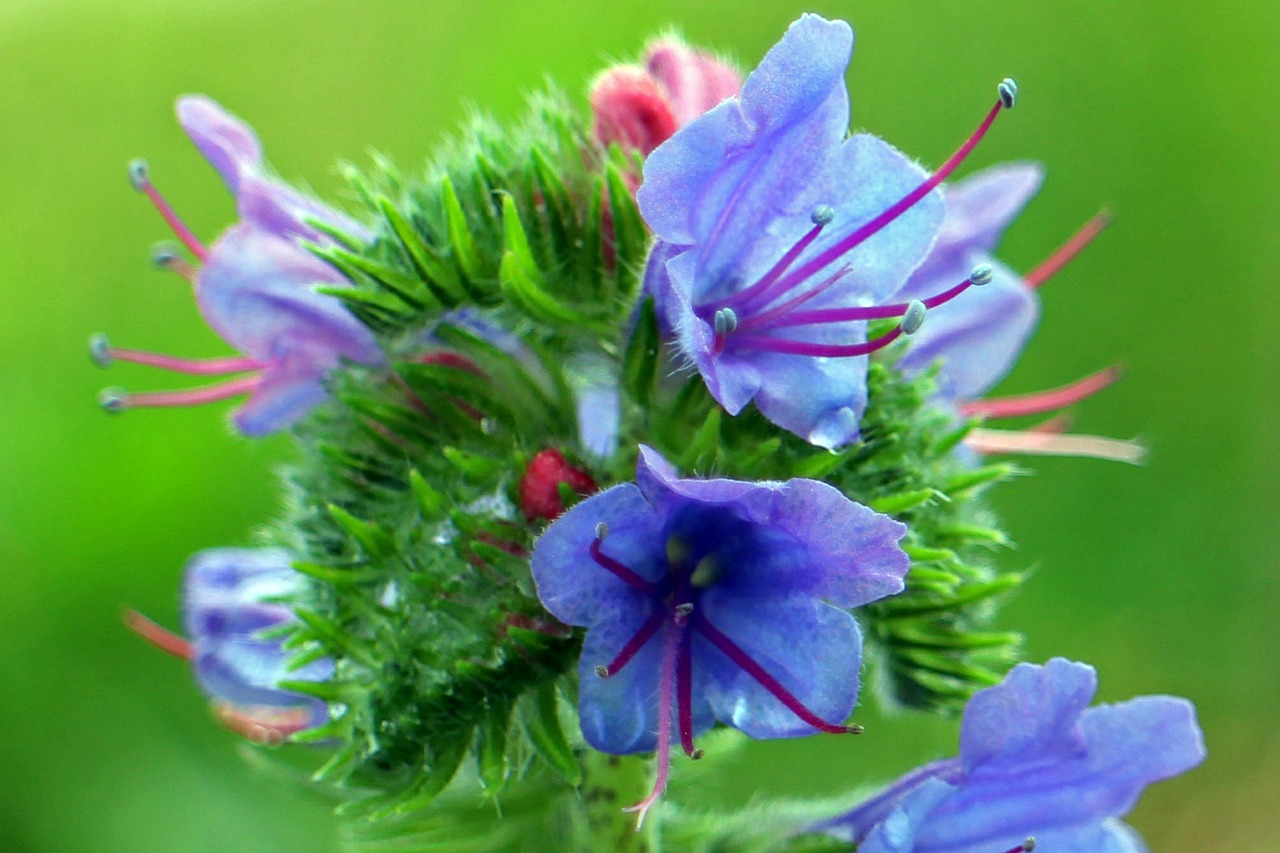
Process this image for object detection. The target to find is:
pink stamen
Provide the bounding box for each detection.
[1024,210,1110,289]
[714,209,833,312]
[123,609,193,660]
[999,839,1036,853]
[212,701,314,745]
[151,243,199,283]
[692,613,861,735]
[590,537,663,596]
[745,269,979,334]
[92,337,264,376]
[729,322,907,358]
[676,628,701,758]
[129,159,208,261]
[965,427,1146,464]
[959,366,1121,419]
[1028,414,1072,434]
[100,373,262,410]
[763,87,1012,306]
[596,610,666,678]
[623,622,679,827]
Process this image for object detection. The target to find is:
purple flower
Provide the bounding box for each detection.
[637,14,1018,448]
[815,658,1205,853]
[183,547,332,742]
[531,446,909,816]
[93,95,383,436]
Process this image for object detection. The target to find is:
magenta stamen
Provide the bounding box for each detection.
[102,373,262,410]
[965,426,1146,464]
[693,614,859,735]
[999,839,1035,853]
[589,538,663,596]
[729,323,906,358]
[730,266,852,335]
[960,366,1121,419]
[745,271,975,333]
[676,627,699,758]
[623,622,679,827]
[130,160,208,261]
[1024,210,1110,289]
[713,213,832,313]
[124,609,194,660]
[763,96,1008,305]
[597,610,666,678]
[103,346,265,377]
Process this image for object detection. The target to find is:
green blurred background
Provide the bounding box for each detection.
[1,0,1275,850]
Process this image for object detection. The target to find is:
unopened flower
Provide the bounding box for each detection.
[590,36,740,156]
[519,449,598,523]
[638,14,1019,448]
[531,446,909,818]
[892,164,1138,461]
[93,96,383,436]
[127,547,332,743]
[813,658,1205,853]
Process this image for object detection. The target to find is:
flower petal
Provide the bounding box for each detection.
[176,95,263,194]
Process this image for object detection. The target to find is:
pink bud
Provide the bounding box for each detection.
[590,65,679,156]
[644,38,741,125]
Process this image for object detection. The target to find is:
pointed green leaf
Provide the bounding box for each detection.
[441,175,485,284]
[377,195,466,306]
[518,684,582,787]
[622,296,660,407]
[327,503,395,558]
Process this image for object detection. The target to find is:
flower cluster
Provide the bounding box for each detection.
[103,11,1201,851]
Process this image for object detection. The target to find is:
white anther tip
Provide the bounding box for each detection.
[970,263,995,286]
[89,333,113,368]
[998,78,1018,109]
[713,307,739,337]
[594,521,609,540]
[1022,839,1036,852]
[99,387,128,413]
[901,300,926,335]
[811,205,835,226]
[128,158,150,191]
[151,242,182,268]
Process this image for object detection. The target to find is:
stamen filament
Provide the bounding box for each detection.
[729,322,906,358]
[91,337,264,376]
[1000,839,1036,853]
[129,159,208,261]
[100,374,262,410]
[123,609,194,660]
[764,91,1010,305]
[677,627,699,758]
[965,427,1146,464]
[596,610,666,678]
[623,622,679,827]
[589,538,663,596]
[714,209,833,312]
[152,243,199,283]
[747,270,976,333]
[1024,210,1110,289]
[729,266,852,335]
[959,366,1121,419]
[692,613,861,735]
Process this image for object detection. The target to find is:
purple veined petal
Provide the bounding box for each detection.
[196,223,383,366]
[895,259,1039,401]
[530,483,669,628]
[176,95,264,195]
[638,14,852,260]
[935,162,1045,257]
[695,593,862,739]
[232,361,330,437]
[236,172,375,246]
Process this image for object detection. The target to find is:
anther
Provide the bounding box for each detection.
[810,205,835,226]
[713,307,738,337]
[998,78,1018,109]
[594,664,611,679]
[594,521,609,540]
[1000,839,1035,853]
[128,158,150,191]
[99,387,127,413]
[674,602,694,623]
[969,263,995,286]
[151,242,182,268]
[900,300,926,335]
[89,333,113,368]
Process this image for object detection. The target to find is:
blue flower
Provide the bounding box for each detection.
[637,14,1017,448]
[94,96,383,436]
[531,446,909,815]
[814,658,1205,853]
[183,547,332,742]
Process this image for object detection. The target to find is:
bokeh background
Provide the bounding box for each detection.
[1,0,1275,850]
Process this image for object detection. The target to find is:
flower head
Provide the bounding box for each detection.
[590,36,740,156]
[183,547,332,741]
[532,446,909,816]
[637,14,1019,448]
[815,658,1205,853]
[93,96,383,436]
